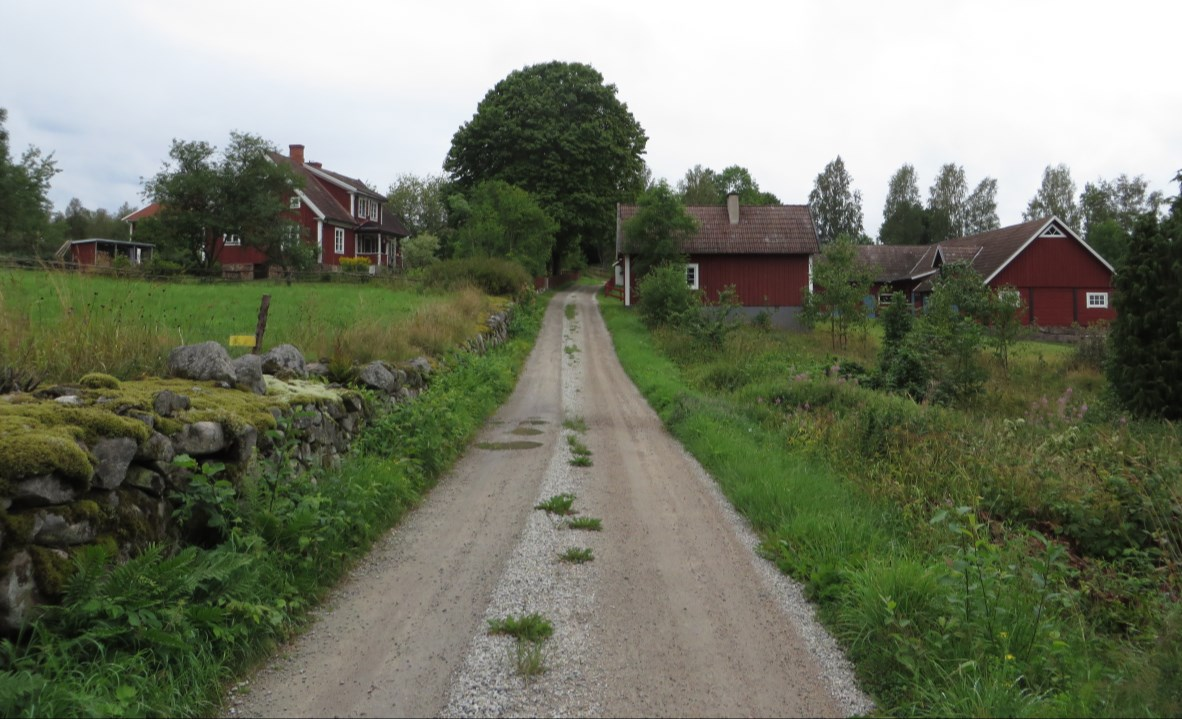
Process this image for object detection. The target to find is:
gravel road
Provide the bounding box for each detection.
[227,288,871,718]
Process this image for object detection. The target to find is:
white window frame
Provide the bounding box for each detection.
[878,292,893,305]
[357,235,379,255]
[289,195,301,210]
[334,227,345,254]
[223,233,241,247]
[1086,292,1109,309]
[685,263,700,290]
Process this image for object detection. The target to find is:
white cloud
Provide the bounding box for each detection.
[2,0,1178,236]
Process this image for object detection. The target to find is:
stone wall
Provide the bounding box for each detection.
[0,308,512,634]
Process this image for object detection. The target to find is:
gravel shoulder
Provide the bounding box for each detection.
[229,288,871,718]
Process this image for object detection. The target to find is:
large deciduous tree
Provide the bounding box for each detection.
[1106,172,1182,419]
[143,132,309,272]
[450,180,557,277]
[445,61,648,273]
[0,108,59,255]
[386,173,451,239]
[1080,174,1165,267]
[927,164,968,241]
[964,177,1000,235]
[1024,163,1081,228]
[809,156,865,244]
[677,164,779,206]
[882,164,921,223]
[623,180,698,279]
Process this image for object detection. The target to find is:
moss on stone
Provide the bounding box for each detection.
[79,373,121,390]
[0,509,37,543]
[29,545,74,598]
[0,432,93,484]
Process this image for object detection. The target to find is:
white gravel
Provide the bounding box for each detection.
[443,294,604,717]
[442,291,873,717]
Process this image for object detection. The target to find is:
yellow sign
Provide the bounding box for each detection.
[229,335,256,347]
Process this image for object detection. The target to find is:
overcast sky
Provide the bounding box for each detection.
[3,0,1179,240]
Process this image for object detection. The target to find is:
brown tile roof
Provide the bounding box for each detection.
[937,216,1050,282]
[856,244,938,283]
[308,165,386,200]
[617,204,818,255]
[269,151,355,225]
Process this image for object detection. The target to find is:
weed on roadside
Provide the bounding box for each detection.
[514,638,547,679]
[535,493,577,515]
[562,416,588,433]
[564,344,580,355]
[559,547,595,564]
[487,612,554,643]
[566,434,592,467]
[567,517,602,531]
[564,304,576,321]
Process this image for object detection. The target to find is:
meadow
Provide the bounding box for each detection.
[600,299,1181,717]
[0,269,503,383]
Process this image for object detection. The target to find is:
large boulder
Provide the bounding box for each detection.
[92,437,138,490]
[12,474,82,507]
[172,421,228,456]
[232,354,267,395]
[168,342,237,384]
[358,361,399,394]
[153,389,191,417]
[262,344,306,379]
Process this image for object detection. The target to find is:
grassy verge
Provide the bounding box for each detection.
[0,292,547,717]
[600,300,1181,717]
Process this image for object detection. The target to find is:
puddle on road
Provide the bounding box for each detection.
[476,441,544,451]
[510,427,544,436]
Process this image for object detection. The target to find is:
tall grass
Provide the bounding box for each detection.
[600,299,1182,716]
[0,269,498,383]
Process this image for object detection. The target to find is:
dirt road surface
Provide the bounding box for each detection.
[228,288,867,718]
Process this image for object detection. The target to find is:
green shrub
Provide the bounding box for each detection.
[636,262,698,327]
[420,257,532,298]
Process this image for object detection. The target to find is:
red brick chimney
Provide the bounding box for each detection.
[289,144,305,165]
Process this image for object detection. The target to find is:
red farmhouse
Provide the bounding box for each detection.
[124,144,408,278]
[614,194,820,328]
[857,216,1116,327]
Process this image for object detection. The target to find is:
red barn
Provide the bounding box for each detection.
[857,217,1116,327]
[614,194,819,328]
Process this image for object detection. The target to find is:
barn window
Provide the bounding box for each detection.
[223,233,241,247]
[685,263,700,290]
[334,228,345,254]
[289,195,301,209]
[878,293,893,305]
[1086,292,1109,308]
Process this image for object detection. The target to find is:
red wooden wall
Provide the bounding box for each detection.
[692,254,811,307]
[991,236,1115,326]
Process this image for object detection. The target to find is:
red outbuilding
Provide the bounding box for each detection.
[857,216,1116,327]
[614,194,820,328]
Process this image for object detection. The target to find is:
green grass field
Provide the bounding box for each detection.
[0,269,503,383]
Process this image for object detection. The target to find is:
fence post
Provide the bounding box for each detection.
[253,294,271,354]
